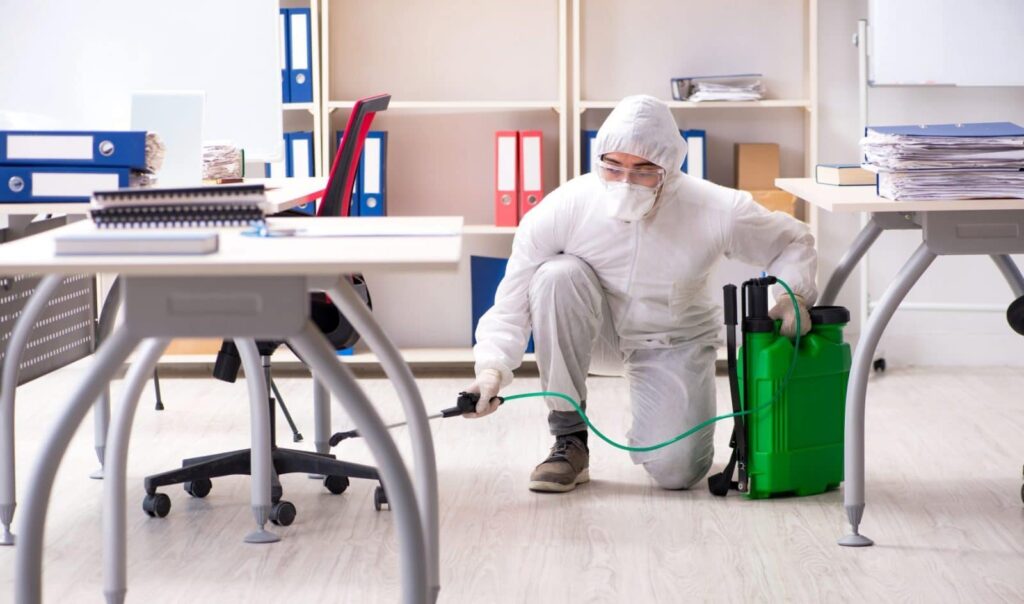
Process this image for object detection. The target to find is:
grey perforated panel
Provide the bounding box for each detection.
[0,274,96,385]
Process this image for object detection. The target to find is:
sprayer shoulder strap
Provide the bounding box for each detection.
[707,436,740,496]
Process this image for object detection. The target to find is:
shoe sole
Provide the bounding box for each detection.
[528,468,590,493]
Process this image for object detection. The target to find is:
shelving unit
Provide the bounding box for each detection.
[279,0,324,177]
[162,1,822,367]
[158,347,536,371]
[578,99,813,110]
[319,0,569,187]
[326,100,562,112]
[283,102,317,113]
[572,0,819,317]
[572,0,818,230]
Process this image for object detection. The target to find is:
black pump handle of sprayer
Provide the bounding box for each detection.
[328,391,506,446]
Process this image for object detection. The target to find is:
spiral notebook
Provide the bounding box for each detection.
[89,183,267,228]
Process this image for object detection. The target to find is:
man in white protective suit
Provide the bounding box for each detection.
[465,95,817,493]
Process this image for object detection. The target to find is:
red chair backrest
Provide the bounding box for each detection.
[319,93,391,217]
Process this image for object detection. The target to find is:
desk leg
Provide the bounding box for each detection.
[0,274,62,546]
[839,243,936,547]
[820,218,884,306]
[327,279,440,603]
[15,329,139,604]
[91,276,122,480]
[102,338,169,604]
[991,255,1024,298]
[309,377,330,479]
[288,322,427,604]
[236,339,279,544]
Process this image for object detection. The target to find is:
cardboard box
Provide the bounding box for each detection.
[749,189,797,216]
[735,143,780,190]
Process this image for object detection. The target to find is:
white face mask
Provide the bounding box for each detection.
[604,181,659,222]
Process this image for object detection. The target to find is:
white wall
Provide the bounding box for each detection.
[817,0,1024,366]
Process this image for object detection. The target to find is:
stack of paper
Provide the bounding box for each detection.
[861,122,1024,200]
[687,79,764,103]
[877,169,1024,201]
[202,141,243,180]
[671,74,764,102]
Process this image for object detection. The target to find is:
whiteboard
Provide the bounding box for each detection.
[0,0,283,161]
[869,0,1024,86]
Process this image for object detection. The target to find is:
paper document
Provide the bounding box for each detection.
[252,218,461,238]
[878,169,1024,200]
[862,129,1024,170]
[687,79,764,102]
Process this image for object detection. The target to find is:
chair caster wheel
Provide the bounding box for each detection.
[270,500,296,526]
[374,485,388,511]
[873,358,886,373]
[271,485,283,504]
[184,478,212,498]
[324,475,349,495]
[143,493,171,518]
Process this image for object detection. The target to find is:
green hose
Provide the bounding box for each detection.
[500,278,802,453]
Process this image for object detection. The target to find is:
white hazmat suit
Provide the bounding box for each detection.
[473,95,817,489]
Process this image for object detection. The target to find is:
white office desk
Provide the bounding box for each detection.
[1,216,460,275]
[0,177,329,547]
[776,178,1024,548]
[2,214,455,604]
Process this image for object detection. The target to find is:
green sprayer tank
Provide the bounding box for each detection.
[709,277,852,499]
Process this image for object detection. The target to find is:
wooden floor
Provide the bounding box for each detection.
[0,362,1022,603]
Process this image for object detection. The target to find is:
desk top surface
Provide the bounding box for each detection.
[776,178,1024,213]
[0,178,325,216]
[0,216,463,276]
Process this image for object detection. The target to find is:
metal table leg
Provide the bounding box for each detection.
[288,322,427,604]
[820,218,884,306]
[991,255,1024,298]
[839,243,937,547]
[0,274,62,546]
[236,339,279,544]
[308,377,331,479]
[15,328,140,604]
[327,279,440,603]
[313,378,330,456]
[102,338,169,604]
[91,276,123,479]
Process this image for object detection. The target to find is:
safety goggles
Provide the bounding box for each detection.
[596,160,666,188]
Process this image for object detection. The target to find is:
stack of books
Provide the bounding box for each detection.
[88,183,267,229]
[55,183,269,255]
[861,122,1024,200]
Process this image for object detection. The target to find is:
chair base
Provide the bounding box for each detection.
[144,447,380,498]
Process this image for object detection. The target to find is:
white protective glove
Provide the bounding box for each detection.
[768,293,811,338]
[462,368,503,419]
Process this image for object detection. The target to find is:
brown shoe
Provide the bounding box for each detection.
[529,435,590,493]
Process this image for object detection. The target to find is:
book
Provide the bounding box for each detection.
[55,230,219,255]
[89,183,267,228]
[815,164,876,186]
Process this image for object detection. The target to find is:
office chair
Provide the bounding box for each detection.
[141,94,393,525]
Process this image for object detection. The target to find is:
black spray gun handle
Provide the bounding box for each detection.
[328,391,506,446]
[442,391,506,418]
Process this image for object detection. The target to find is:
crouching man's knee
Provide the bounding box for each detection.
[641,447,714,491]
